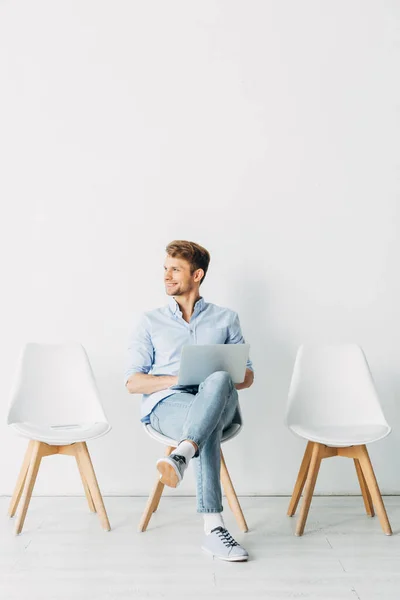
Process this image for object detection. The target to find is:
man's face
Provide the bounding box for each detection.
[164,255,200,296]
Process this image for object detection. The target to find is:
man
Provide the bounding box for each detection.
[125,240,254,561]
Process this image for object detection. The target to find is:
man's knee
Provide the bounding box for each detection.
[203,370,233,391]
[202,371,235,401]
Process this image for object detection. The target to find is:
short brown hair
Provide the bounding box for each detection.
[166,240,210,284]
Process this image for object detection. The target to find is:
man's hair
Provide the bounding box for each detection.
[166,240,210,284]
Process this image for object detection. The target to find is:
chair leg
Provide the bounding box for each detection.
[354,458,374,517]
[355,445,392,535]
[14,441,43,535]
[287,441,313,517]
[139,477,166,532]
[220,450,248,533]
[75,450,96,513]
[74,442,111,531]
[153,446,174,513]
[138,446,174,532]
[295,442,322,536]
[9,440,34,518]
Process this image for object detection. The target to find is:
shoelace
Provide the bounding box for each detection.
[212,527,239,548]
[171,454,186,466]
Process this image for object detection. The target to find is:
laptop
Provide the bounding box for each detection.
[170,344,250,389]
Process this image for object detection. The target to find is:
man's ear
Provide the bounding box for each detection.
[194,268,204,283]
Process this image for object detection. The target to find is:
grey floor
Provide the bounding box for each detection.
[1,496,400,600]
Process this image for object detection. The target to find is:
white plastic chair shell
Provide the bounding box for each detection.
[285,344,391,447]
[143,420,242,447]
[8,342,111,445]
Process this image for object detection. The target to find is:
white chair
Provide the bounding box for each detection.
[7,342,112,535]
[285,344,392,536]
[138,415,248,533]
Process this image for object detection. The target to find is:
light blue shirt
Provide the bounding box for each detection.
[125,296,253,420]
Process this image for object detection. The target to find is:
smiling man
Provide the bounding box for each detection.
[125,240,254,561]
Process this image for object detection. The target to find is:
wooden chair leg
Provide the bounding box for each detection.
[295,442,322,536]
[354,458,374,517]
[139,477,166,532]
[287,441,313,517]
[220,450,248,533]
[9,440,34,518]
[153,446,174,514]
[355,445,392,535]
[15,441,43,535]
[74,442,111,531]
[138,446,174,532]
[75,450,96,513]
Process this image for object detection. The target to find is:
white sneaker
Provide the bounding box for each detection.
[201,526,249,562]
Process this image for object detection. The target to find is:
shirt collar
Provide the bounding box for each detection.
[167,296,206,317]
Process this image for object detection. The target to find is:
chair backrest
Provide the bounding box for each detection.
[285,344,389,428]
[8,342,109,426]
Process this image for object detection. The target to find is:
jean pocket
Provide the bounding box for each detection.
[150,411,161,433]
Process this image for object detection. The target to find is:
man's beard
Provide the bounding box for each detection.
[165,283,190,296]
[165,285,180,296]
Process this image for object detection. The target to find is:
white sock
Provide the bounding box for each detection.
[203,513,225,534]
[172,440,196,464]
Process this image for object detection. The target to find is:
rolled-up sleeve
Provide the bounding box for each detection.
[124,314,154,384]
[226,312,254,372]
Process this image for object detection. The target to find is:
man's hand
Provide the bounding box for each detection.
[235,368,254,391]
[126,373,178,395]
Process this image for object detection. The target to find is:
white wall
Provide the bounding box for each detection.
[1,0,399,497]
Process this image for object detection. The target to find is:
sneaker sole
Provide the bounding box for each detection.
[156,458,181,488]
[201,546,248,562]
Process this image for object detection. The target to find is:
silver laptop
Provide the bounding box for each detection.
[172,344,250,387]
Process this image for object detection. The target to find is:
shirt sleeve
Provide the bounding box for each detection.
[124,314,154,384]
[226,312,254,372]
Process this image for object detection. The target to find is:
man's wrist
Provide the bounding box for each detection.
[167,375,178,387]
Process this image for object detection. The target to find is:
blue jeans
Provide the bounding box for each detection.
[149,371,239,513]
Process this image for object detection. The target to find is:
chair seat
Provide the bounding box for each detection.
[10,421,111,445]
[143,421,242,446]
[289,423,391,447]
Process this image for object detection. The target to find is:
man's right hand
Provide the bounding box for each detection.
[126,373,179,395]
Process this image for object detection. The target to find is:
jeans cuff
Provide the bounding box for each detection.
[197,507,224,514]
